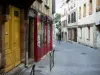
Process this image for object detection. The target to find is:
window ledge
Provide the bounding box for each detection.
[79,17,81,19]
[80,37,82,39]
[96,9,100,12]
[89,12,92,15]
[87,38,90,41]
[83,15,86,17]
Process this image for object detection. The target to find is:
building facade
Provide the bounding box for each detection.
[0,0,55,73]
[61,12,68,42]
[60,0,100,48]
[60,0,68,42]
[67,0,78,42]
[77,0,100,48]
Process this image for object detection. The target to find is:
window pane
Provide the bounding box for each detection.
[89,0,92,15]
[83,4,86,17]
[79,7,81,19]
[96,0,100,12]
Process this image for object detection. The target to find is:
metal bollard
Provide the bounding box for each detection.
[50,50,55,71]
[30,65,35,75]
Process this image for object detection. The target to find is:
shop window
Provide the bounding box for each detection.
[83,3,86,17]
[41,22,45,46]
[89,0,92,15]
[96,0,100,12]
[79,7,81,19]
[37,21,45,47]
[48,24,50,43]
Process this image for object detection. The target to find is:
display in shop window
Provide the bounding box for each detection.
[48,24,50,43]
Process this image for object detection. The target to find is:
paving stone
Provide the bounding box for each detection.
[50,41,100,75]
[20,41,100,75]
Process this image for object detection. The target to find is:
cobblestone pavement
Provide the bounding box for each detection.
[21,54,51,75]
[50,41,100,75]
[20,41,100,75]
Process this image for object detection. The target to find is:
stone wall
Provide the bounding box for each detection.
[20,9,26,63]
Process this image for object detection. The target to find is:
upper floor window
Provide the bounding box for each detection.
[46,0,48,4]
[80,27,82,38]
[89,0,92,15]
[63,21,65,27]
[83,3,86,17]
[71,13,73,23]
[96,0,100,12]
[62,20,67,27]
[79,7,81,19]
[61,21,63,27]
[68,15,70,24]
[88,26,90,39]
[64,8,66,15]
[73,12,76,22]
[64,20,67,27]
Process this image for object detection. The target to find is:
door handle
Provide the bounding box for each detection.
[5,32,8,35]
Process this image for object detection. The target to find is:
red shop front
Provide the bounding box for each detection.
[34,12,53,62]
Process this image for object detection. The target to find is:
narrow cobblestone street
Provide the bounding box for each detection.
[20,41,100,75]
[50,41,100,75]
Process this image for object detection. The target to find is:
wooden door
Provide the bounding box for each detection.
[11,6,20,67]
[5,5,20,72]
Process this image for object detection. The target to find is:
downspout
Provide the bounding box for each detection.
[76,7,78,43]
[25,8,29,67]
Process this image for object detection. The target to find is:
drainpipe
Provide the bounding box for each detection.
[76,7,78,43]
[25,8,29,67]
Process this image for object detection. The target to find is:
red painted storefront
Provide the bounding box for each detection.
[33,10,53,62]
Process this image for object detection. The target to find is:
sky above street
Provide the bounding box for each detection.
[56,0,62,13]
[55,0,80,14]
